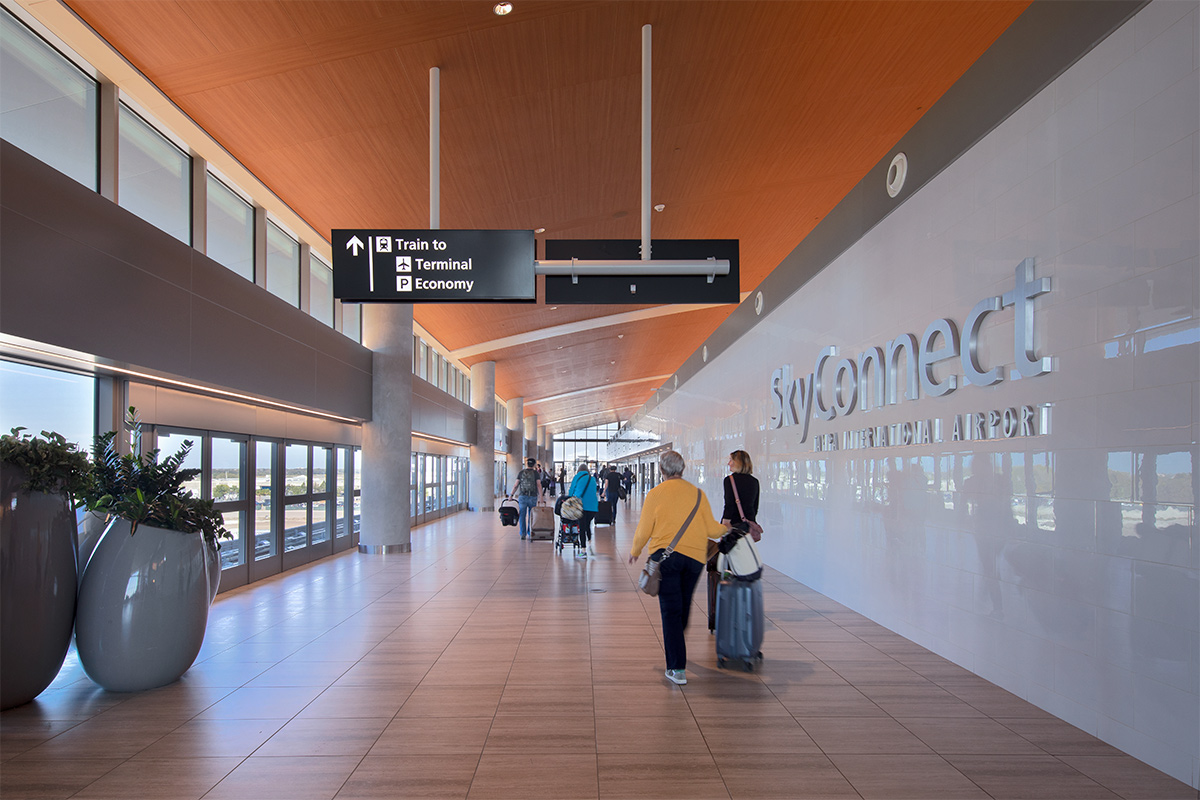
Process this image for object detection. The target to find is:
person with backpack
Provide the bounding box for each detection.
[509,457,541,540]
[568,463,599,556]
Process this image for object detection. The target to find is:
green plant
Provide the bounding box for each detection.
[0,427,89,497]
[83,408,231,547]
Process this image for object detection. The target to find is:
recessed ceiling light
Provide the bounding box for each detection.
[493,2,513,15]
[617,334,624,339]
[610,360,616,365]
[534,227,546,233]
[653,204,665,212]
[549,306,557,310]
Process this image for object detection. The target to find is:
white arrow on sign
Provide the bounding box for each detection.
[347,235,365,255]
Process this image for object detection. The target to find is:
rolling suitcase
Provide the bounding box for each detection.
[529,505,555,540]
[715,577,764,671]
[595,499,614,525]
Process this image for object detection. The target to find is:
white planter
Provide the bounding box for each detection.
[0,469,78,709]
[75,520,209,692]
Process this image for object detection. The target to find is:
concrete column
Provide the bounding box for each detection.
[524,414,537,463]
[359,304,413,554]
[469,361,496,512]
[506,397,523,488]
[544,428,554,472]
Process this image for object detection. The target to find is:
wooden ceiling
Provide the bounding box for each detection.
[63,0,1032,434]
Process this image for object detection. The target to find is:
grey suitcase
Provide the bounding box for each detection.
[715,578,764,670]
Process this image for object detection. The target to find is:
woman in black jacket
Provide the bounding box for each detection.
[707,449,761,631]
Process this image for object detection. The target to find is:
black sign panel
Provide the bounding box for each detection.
[333,229,535,302]
[544,239,739,304]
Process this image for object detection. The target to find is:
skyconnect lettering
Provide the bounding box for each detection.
[769,259,1052,442]
[415,278,474,292]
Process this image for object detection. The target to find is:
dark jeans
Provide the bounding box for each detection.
[657,552,704,670]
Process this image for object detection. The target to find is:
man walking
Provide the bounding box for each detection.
[509,457,541,540]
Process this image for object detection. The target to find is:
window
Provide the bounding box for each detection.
[266,222,300,307]
[253,440,275,561]
[341,302,361,343]
[0,9,98,190]
[0,360,94,451]
[119,103,190,244]
[210,436,247,568]
[309,253,334,327]
[206,173,254,281]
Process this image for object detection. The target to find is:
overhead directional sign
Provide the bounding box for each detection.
[333,229,536,302]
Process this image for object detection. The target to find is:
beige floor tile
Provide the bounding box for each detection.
[1058,754,1200,800]
[595,715,709,754]
[398,685,505,718]
[0,755,125,799]
[468,753,598,799]
[896,716,1047,755]
[336,754,478,799]
[24,717,180,759]
[597,752,727,800]
[132,718,285,759]
[203,754,362,800]
[944,754,1122,799]
[255,716,390,756]
[769,683,887,718]
[369,717,493,756]
[195,686,325,720]
[999,716,1129,756]
[0,718,83,760]
[828,753,990,799]
[296,684,415,719]
[484,713,595,754]
[497,684,594,715]
[70,757,242,799]
[243,659,356,687]
[797,716,937,755]
[713,752,861,799]
[592,683,693,717]
[695,714,822,754]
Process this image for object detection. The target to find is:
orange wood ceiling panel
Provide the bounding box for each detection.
[64,0,1033,431]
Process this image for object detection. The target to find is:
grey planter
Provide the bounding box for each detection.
[76,510,110,584]
[204,537,221,604]
[75,520,210,692]
[0,469,78,710]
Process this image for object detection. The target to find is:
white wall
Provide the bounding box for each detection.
[641,1,1199,787]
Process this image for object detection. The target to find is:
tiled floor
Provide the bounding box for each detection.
[2,500,1196,799]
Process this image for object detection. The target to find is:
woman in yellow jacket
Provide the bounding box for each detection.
[628,450,730,685]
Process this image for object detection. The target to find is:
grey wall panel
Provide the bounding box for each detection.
[1,209,196,368]
[1,140,373,421]
[410,377,474,444]
[2,141,193,292]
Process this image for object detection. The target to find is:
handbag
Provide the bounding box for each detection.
[638,488,702,596]
[729,475,763,542]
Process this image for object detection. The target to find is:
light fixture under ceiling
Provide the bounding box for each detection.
[493,2,513,16]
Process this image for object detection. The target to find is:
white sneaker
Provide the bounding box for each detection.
[665,669,687,685]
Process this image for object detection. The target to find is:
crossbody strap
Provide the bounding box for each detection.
[662,489,703,559]
[730,475,749,522]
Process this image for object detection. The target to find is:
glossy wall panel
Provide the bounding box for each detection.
[630,1,1198,788]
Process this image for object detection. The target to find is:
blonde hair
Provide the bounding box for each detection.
[729,450,754,475]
